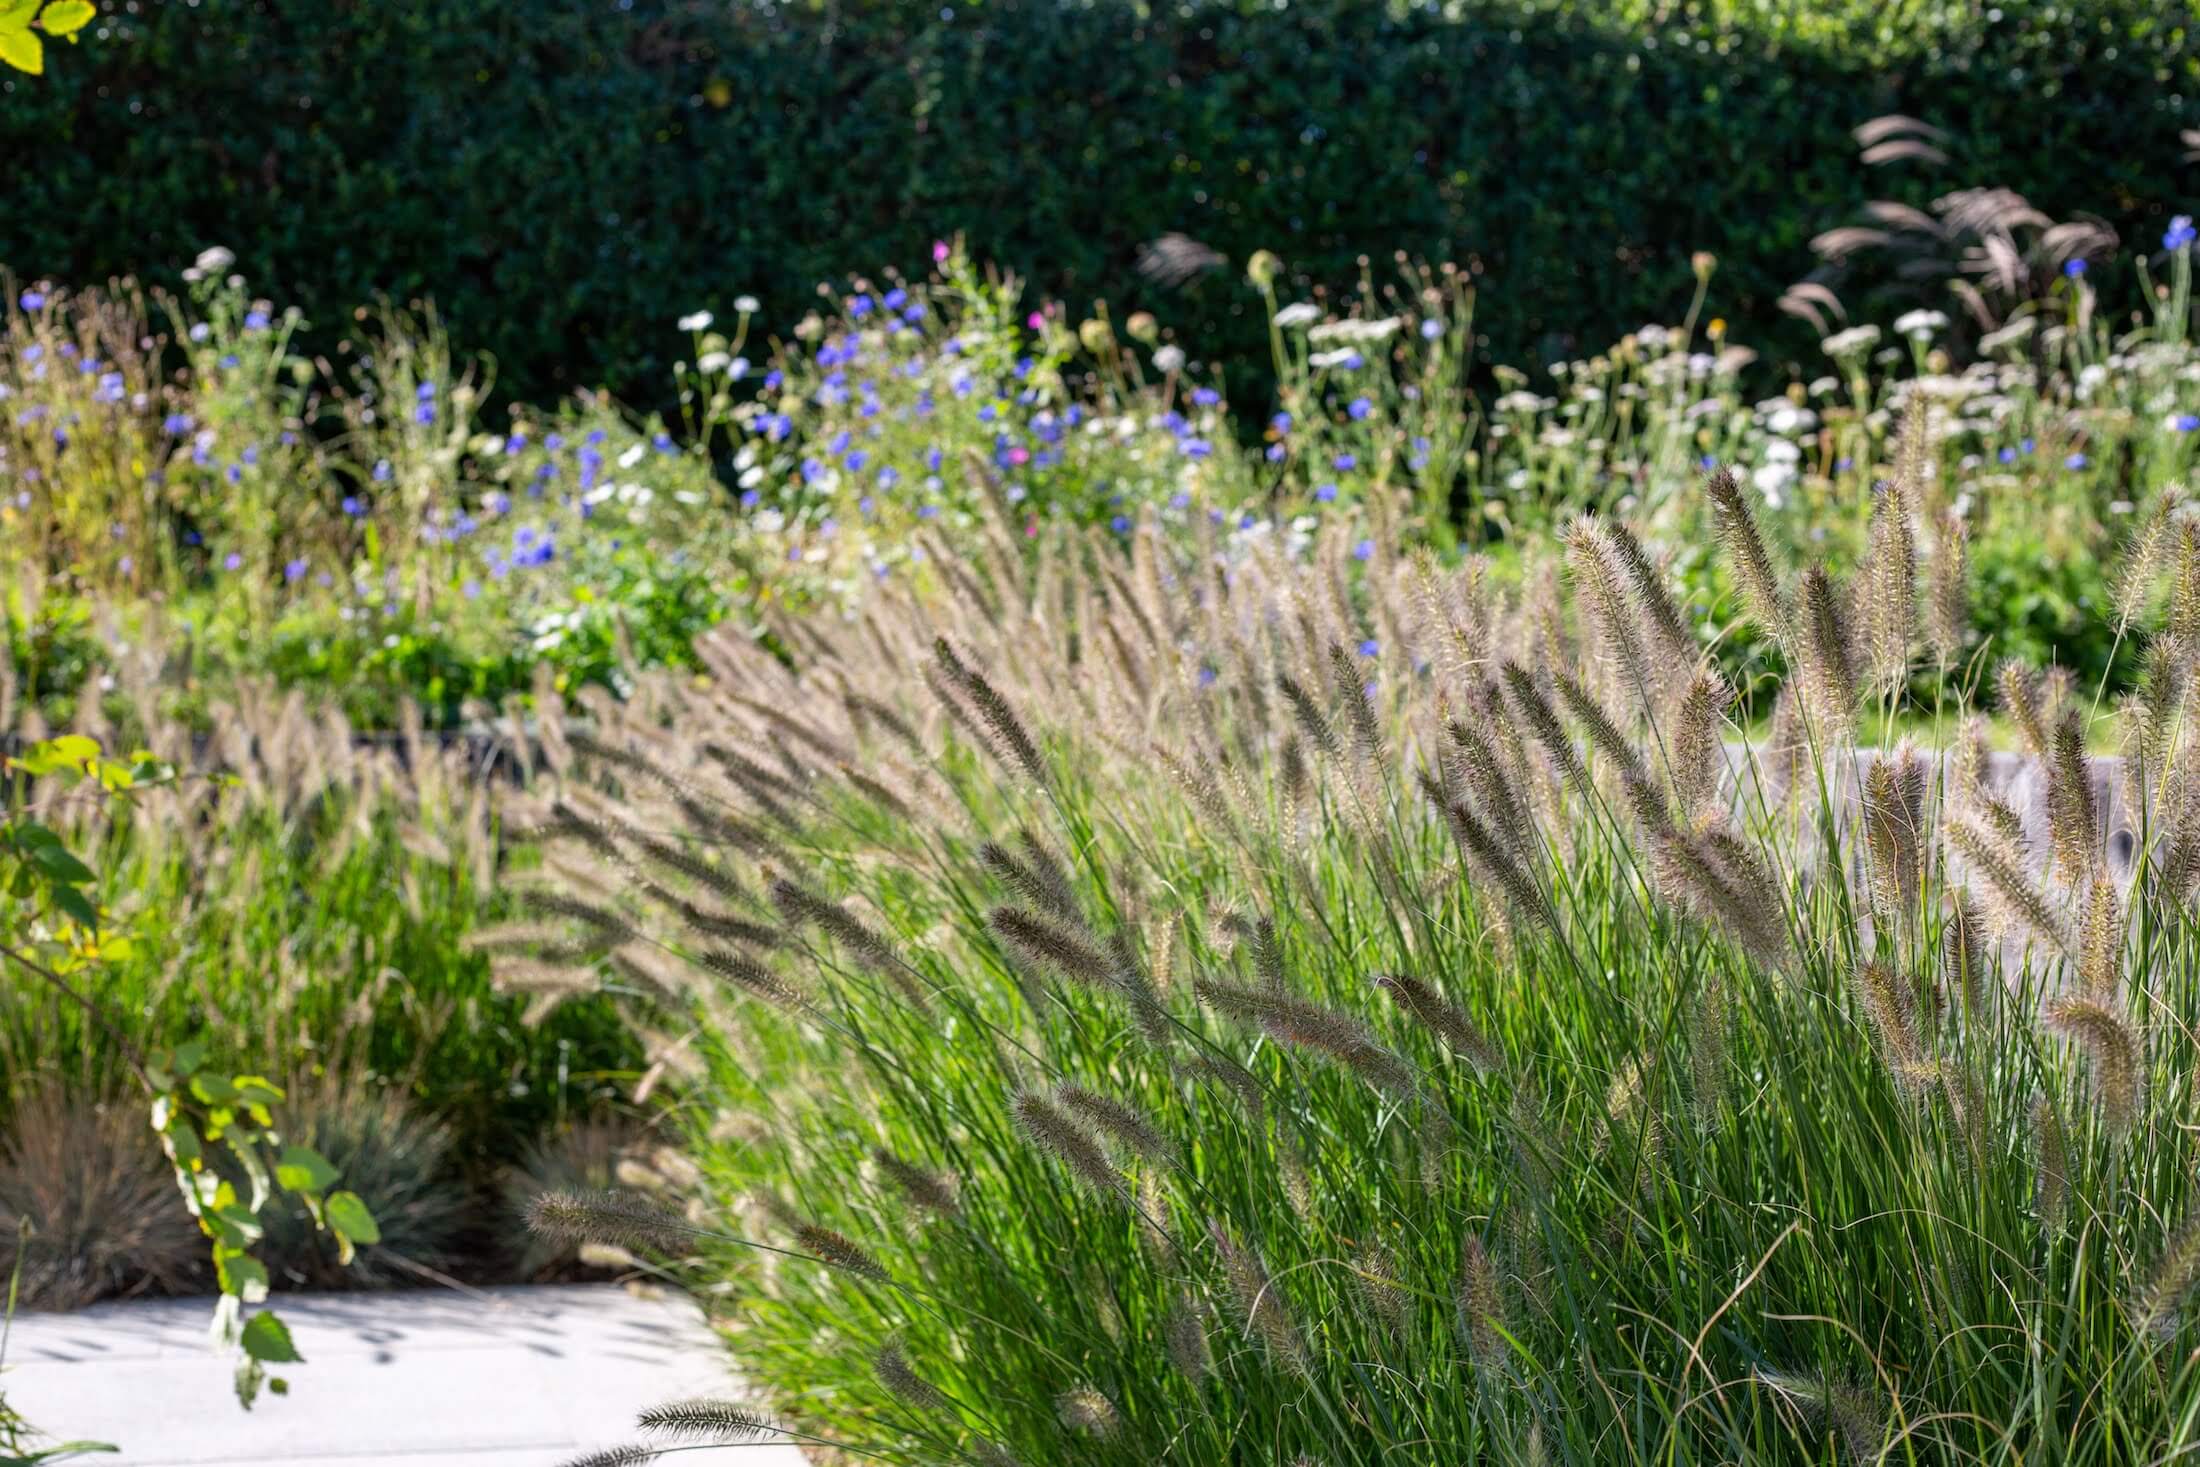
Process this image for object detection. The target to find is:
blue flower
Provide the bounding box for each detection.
[1238,512,1257,530]
[2066,452,2089,470]
[1180,438,1213,458]
[1349,396,1373,421]
[903,304,927,324]
[189,323,211,343]
[342,496,363,517]
[925,445,944,472]
[1352,539,1375,562]
[244,309,271,331]
[1357,638,1380,657]
[877,466,900,489]
[764,369,785,390]
[2167,215,2197,251]
[223,552,243,571]
[2177,415,2200,433]
[373,458,393,482]
[848,293,873,318]
[17,289,45,311]
[1197,666,1218,689]
[284,558,308,582]
[2021,437,2035,454]
[1998,447,2016,464]
[1315,483,1338,503]
[162,413,194,435]
[1333,452,1357,471]
[1266,443,1286,461]
[2063,258,2088,279]
[1112,514,1132,533]
[1192,387,1221,408]
[417,382,437,401]
[1420,318,1443,340]
[1270,412,1292,434]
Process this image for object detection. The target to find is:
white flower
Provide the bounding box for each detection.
[617,444,647,469]
[678,311,714,332]
[727,356,750,381]
[1894,309,1948,340]
[1764,405,1816,436]
[697,351,730,373]
[1309,348,1361,369]
[1308,316,1400,345]
[1273,302,1322,329]
[1763,438,1802,464]
[1821,324,1881,358]
[734,295,760,315]
[738,464,765,489]
[195,246,235,275]
[1152,345,1186,373]
[1635,324,1672,351]
[1494,391,1546,414]
[1752,461,1797,504]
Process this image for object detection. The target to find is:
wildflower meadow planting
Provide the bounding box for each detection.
[4,4,2200,1462]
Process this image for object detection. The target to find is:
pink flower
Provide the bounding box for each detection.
[1008,446,1030,466]
[1027,312,1044,330]
[932,240,951,264]
[1025,517,1040,537]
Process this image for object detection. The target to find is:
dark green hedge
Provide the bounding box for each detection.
[4,0,2194,403]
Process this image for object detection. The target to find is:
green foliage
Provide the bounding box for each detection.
[1,0,2190,405]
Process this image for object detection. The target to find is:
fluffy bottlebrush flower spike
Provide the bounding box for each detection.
[636,1400,778,1442]
[873,1341,949,1410]
[1375,972,1503,1071]
[1705,467,1791,639]
[1650,827,1790,970]
[1196,979,1418,1096]
[872,1148,960,1216]
[1211,1221,1308,1375]
[1327,640,1385,764]
[1860,476,1916,697]
[1861,750,1927,927]
[559,1447,659,1467]
[2044,996,2142,1135]
[2079,874,2123,998]
[980,842,1081,927]
[1056,1386,1120,1438]
[1553,671,1664,829]
[1926,509,1970,667]
[1998,661,2050,759]
[1852,960,1932,1096]
[1055,1084,1175,1164]
[1352,1245,1413,1339]
[1941,895,1986,1016]
[1446,714,1536,861]
[1752,1368,1887,1461]
[1565,517,1653,715]
[1277,671,1343,762]
[1010,1092,1128,1199]
[1690,967,1729,1129]
[1165,1294,1213,1377]
[1422,782,1556,933]
[1669,672,1731,823]
[1605,517,1696,672]
[2135,1215,2200,1339]
[1796,565,1858,734]
[2047,712,2101,887]
[933,636,1049,787]
[1945,818,2065,950]
[1500,661,1587,792]
[1456,1234,1507,1370]
[2032,1094,2069,1234]
[793,1223,891,1281]
[989,905,1112,986]
[768,878,900,975]
[527,1190,692,1252]
[696,949,809,1013]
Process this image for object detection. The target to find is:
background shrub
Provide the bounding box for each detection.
[2,0,2191,406]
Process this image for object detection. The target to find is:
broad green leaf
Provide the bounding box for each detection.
[327,1190,381,1247]
[239,1309,302,1363]
[11,735,98,773]
[209,1202,264,1248]
[50,883,96,927]
[276,1143,340,1195]
[172,1038,208,1077]
[189,1072,239,1105]
[27,842,94,884]
[39,1,96,36]
[234,1075,286,1106]
[216,1249,269,1303]
[0,29,33,74]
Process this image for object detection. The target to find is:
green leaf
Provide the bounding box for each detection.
[38,1,95,37]
[27,841,94,884]
[239,1309,303,1363]
[50,883,97,927]
[276,1143,340,1196]
[172,1038,208,1077]
[10,735,97,773]
[327,1189,381,1249]
[189,1072,239,1105]
[216,1249,269,1304]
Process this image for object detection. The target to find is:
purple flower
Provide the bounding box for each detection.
[244,309,271,331]
[1197,666,1218,689]
[848,293,873,318]
[223,552,243,571]
[1348,396,1372,421]
[1333,452,1357,471]
[1265,444,1285,461]
[1358,638,1380,657]
[2066,452,2089,470]
[342,496,364,517]
[884,287,907,310]
[162,413,194,435]
[1192,387,1221,408]
[2063,258,2088,279]
[1315,483,1338,502]
[1352,539,1375,562]
[284,558,308,582]
[2167,215,2197,252]
[1270,412,1292,434]
[1180,438,1213,458]
[17,289,45,311]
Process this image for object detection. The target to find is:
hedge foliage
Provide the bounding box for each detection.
[4,0,2193,403]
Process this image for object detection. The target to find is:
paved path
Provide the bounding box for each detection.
[0,1284,808,1466]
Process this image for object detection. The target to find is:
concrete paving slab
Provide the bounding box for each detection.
[0,1283,807,1467]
